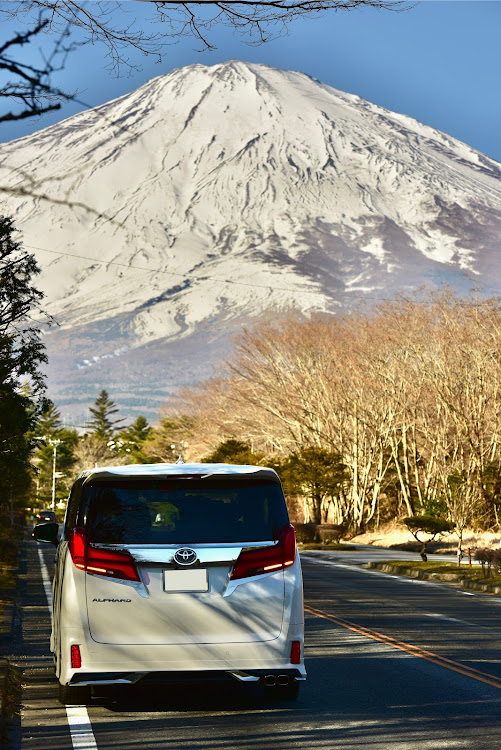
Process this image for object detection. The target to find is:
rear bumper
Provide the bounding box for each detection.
[69,668,306,687]
[59,626,306,685]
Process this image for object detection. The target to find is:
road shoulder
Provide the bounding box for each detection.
[366,560,501,595]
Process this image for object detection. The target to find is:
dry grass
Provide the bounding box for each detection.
[350,521,501,553]
[0,565,15,593]
[0,520,23,567]
[378,559,501,585]
[1,662,22,720]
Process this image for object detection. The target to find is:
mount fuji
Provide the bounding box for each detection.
[1,61,500,423]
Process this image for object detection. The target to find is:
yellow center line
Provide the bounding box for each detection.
[305,603,501,691]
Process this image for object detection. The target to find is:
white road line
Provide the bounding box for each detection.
[65,706,99,750]
[300,553,485,593]
[301,553,495,628]
[423,612,485,628]
[37,546,99,750]
[301,554,446,585]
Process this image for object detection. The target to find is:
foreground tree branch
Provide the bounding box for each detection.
[3,1,409,71]
[0,17,77,123]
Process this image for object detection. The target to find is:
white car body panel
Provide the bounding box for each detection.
[86,554,285,645]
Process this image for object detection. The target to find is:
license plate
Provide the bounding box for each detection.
[163,569,208,592]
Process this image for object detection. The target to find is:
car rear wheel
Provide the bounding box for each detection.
[58,682,92,705]
[263,681,299,701]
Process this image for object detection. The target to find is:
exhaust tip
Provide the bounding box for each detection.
[277,675,290,686]
[263,675,277,687]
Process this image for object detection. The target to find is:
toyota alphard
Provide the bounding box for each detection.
[33,463,306,704]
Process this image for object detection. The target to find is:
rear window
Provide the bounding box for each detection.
[81,478,289,545]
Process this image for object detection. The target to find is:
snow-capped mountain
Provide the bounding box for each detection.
[1,61,500,422]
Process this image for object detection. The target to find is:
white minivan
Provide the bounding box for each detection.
[33,463,306,705]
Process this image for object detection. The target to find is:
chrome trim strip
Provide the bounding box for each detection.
[70,672,147,686]
[227,671,261,683]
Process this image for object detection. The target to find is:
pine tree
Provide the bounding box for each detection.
[0,216,46,391]
[202,439,264,465]
[36,400,62,437]
[87,390,124,439]
[0,216,48,515]
[279,447,347,525]
[116,416,153,463]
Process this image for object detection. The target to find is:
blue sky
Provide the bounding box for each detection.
[1,1,500,162]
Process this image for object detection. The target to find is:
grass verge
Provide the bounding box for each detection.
[377,559,501,585]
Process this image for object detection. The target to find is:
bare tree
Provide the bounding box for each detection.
[412,294,501,555]
[72,433,130,474]
[166,291,501,537]
[4,1,409,74]
[0,13,79,126]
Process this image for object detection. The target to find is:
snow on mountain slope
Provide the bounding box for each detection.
[1,61,500,421]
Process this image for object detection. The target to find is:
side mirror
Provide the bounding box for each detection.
[32,522,59,546]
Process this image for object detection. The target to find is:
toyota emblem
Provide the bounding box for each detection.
[174,548,198,566]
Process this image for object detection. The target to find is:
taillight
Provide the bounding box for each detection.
[71,644,82,669]
[290,641,301,665]
[68,527,141,582]
[69,527,86,569]
[230,524,296,581]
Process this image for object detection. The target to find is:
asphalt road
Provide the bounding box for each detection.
[9,541,501,750]
[302,543,464,566]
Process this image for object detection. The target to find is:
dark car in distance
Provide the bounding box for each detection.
[37,510,57,523]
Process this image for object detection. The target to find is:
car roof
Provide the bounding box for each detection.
[79,463,279,484]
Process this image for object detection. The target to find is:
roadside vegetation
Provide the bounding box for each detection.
[24,291,501,566]
[0,216,47,581]
[403,515,455,562]
[376,559,501,587]
[162,292,501,563]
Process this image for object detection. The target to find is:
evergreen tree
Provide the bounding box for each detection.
[275,447,347,525]
[0,387,37,508]
[115,416,152,463]
[202,439,264,466]
[36,400,62,436]
[404,515,454,562]
[0,217,47,391]
[142,415,193,463]
[87,390,124,439]
[0,217,48,515]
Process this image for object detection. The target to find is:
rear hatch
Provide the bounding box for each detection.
[79,475,290,646]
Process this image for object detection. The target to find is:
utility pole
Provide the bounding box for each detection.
[48,438,62,511]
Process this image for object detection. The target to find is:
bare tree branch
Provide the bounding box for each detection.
[2,1,409,73]
[0,16,77,123]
